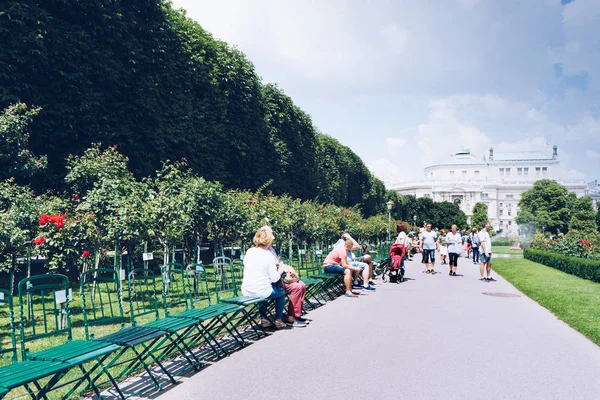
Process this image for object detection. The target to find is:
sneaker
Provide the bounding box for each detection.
[368,281,377,286]
[297,317,311,323]
[452,272,457,276]
[345,291,358,297]
[352,283,362,289]
[479,277,487,282]
[449,271,452,276]
[291,319,307,328]
[362,285,376,291]
[487,277,496,282]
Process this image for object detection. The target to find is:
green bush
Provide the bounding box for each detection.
[523,248,600,283]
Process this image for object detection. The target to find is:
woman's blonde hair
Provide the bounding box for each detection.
[253,225,274,247]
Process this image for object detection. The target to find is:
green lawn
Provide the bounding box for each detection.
[492,245,523,255]
[493,258,600,346]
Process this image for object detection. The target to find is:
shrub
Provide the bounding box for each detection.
[530,231,600,260]
[524,248,600,283]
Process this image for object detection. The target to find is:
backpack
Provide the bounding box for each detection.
[472,234,481,247]
[467,236,472,244]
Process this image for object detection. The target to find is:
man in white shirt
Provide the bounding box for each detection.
[419,223,439,274]
[478,221,496,282]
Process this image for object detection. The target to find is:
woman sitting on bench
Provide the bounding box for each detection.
[241,226,287,329]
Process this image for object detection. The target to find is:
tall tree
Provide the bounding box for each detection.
[569,196,597,233]
[471,202,488,229]
[516,179,574,235]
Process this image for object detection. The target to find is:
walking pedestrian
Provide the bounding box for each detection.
[419,223,438,274]
[478,222,496,282]
[470,228,480,264]
[445,224,462,276]
[438,229,448,265]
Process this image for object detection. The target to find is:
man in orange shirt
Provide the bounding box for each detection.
[323,239,364,297]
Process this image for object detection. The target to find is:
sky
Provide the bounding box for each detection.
[171,0,600,187]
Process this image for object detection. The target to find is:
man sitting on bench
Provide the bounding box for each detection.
[323,239,365,297]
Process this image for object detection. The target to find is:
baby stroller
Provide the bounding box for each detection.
[382,243,405,283]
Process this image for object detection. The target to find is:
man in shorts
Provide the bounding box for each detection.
[419,223,439,274]
[323,239,365,297]
[478,221,496,282]
[341,232,376,291]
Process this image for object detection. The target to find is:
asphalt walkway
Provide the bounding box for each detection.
[154,256,600,400]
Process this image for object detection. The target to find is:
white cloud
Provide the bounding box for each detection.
[367,158,402,186]
[587,150,600,160]
[385,137,406,149]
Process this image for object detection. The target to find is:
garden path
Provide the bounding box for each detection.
[144,256,600,400]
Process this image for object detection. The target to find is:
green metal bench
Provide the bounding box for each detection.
[307,251,345,300]
[169,263,247,357]
[17,275,122,399]
[0,287,76,400]
[89,268,179,394]
[213,257,270,339]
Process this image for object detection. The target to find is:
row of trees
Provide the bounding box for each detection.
[0,145,409,275]
[0,1,387,215]
[386,191,468,230]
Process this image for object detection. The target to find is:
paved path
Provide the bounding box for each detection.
[154,256,600,400]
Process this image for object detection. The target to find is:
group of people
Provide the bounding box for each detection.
[239,220,498,331]
[240,226,377,330]
[395,221,495,281]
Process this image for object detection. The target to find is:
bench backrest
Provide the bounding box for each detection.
[0,288,17,363]
[80,268,126,340]
[127,268,160,326]
[161,263,188,316]
[185,263,212,308]
[213,256,239,302]
[18,274,71,359]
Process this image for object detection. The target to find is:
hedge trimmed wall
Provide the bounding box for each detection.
[523,248,600,283]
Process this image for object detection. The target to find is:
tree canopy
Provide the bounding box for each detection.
[0,0,386,216]
[516,179,576,235]
[471,202,488,229]
[569,196,598,233]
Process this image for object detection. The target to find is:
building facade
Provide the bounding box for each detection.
[585,179,600,209]
[391,146,587,233]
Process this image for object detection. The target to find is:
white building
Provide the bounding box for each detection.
[391,146,586,233]
[585,179,600,209]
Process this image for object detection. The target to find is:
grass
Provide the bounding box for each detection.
[493,257,600,346]
[492,245,523,255]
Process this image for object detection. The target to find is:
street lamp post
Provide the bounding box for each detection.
[386,200,394,245]
[413,215,417,231]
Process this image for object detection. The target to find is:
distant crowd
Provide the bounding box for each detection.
[394,221,495,281]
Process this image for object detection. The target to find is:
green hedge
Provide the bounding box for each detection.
[523,248,600,283]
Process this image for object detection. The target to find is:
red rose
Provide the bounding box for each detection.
[48,213,65,228]
[82,250,91,257]
[71,194,79,201]
[32,236,46,246]
[39,213,50,226]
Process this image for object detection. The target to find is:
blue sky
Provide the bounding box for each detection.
[172,0,600,186]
